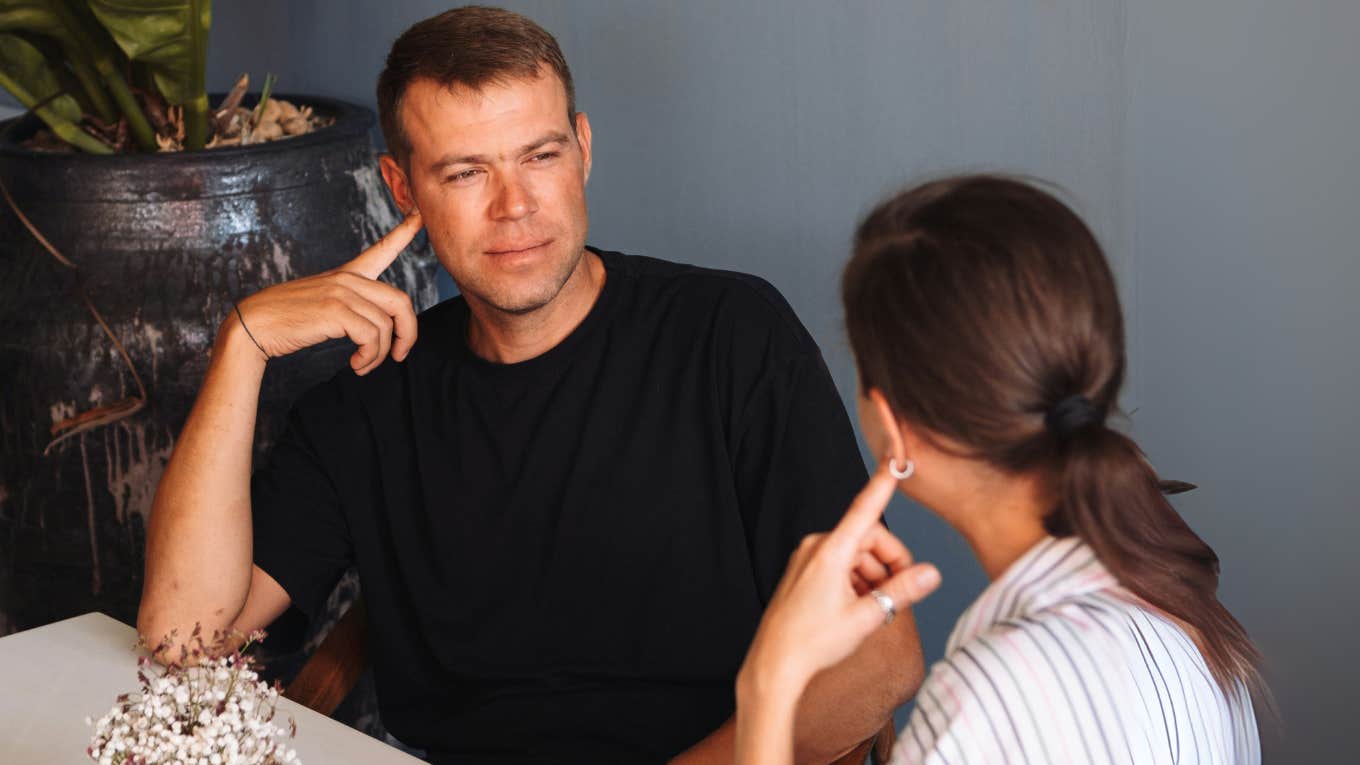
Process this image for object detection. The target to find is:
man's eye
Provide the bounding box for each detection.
[530,152,559,162]
[446,169,481,183]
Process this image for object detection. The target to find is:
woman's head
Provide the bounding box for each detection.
[843,175,1263,697]
[844,175,1122,472]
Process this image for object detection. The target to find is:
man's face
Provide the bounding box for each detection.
[381,68,592,315]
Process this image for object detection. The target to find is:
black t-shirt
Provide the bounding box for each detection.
[251,248,867,763]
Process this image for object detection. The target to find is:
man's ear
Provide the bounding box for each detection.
[379,153,418,215]
[573,111,593,184]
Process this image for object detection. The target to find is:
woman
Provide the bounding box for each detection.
[735,176,1264,763]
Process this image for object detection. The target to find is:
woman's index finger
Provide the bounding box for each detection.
[826,463,899,554]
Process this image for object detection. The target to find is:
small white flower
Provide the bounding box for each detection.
[86,631,301,765]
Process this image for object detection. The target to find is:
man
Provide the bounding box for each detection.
[139,6,924,763]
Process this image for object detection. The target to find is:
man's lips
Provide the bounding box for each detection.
[485,239,552,255]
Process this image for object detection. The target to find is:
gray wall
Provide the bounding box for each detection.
[1125,1,1359,760]
[193,1,1350,759]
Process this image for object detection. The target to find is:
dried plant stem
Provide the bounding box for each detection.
[0,173,149,453]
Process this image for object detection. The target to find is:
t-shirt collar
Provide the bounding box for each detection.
[944,535,1120,654]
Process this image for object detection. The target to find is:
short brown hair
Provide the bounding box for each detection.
[376,5,576,164]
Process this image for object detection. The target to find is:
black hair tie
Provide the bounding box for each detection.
[1046,395,1103,439]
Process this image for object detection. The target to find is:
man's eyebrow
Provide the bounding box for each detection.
[429,131,572,173]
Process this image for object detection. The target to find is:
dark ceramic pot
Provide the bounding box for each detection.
[0,96,436,668]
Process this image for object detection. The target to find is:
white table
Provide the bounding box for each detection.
[0,612,424,764]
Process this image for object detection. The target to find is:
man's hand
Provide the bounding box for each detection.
[235,211,425,374]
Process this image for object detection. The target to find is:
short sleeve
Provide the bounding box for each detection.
[732,349,869,603]
[250,386,353,622]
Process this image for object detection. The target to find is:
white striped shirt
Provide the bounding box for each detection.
[890,536,1260,764]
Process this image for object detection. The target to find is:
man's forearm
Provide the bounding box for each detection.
[788,607,924,762]
[137,317,268,647]
[673,610,925,765]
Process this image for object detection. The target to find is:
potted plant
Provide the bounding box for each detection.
[0,2,435,726]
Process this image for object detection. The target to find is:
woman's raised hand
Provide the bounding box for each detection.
[739,463,942,696]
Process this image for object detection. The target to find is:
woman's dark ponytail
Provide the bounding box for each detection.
[1049,421,1262,696]
[843,174,1266,701]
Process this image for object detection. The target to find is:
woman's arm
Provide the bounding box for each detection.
[731,465,942,764]
[735,659,803,765]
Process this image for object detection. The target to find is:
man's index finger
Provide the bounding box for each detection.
[343,211,424,280]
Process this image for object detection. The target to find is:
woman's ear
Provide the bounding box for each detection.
[863,388,908,465]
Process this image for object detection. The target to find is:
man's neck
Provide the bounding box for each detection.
[464,251,606,364]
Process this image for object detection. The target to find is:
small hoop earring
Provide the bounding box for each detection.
[889,457,915,481]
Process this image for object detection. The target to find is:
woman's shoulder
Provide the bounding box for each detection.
[901,608,1141,765]
[970,588,1221,717]
[912,591,1258,765]
[938,591,1141,685]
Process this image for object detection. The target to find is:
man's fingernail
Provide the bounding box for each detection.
[916,567,941,590]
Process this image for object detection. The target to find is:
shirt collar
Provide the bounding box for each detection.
[945,535,1121,654]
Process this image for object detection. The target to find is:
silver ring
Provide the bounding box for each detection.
[870,589,896,625]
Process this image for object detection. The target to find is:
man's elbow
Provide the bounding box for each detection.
[136,589,194,665]
[136,587,237,666]
[791,631,923,763]
[891,639,927,706]
[135,609,178,666]
[873,607,928,704]
[136,610,239,667]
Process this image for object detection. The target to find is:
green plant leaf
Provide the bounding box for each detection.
[0,33,81,123]
[18,31,95,115]
[87,0,210,148]
[0,0,117,122]
[0,0,156,150]
[0,1,74,43]
[251,70,274,125]
[0,32,110,153]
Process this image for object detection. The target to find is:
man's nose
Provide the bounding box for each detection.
[491,171,538,221]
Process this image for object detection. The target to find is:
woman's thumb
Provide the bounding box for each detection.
[856,563,941,626]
